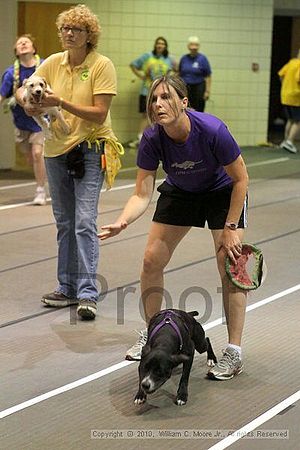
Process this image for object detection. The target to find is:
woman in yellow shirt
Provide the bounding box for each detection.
[16,4,120,320]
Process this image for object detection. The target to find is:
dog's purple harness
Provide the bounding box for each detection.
[148,310,187,351]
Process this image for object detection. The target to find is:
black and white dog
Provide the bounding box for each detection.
[134,309,217,406]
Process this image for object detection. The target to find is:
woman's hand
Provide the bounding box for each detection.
[23,102,43,117]
[40,89,63,108]
[221,228,242,264]
[203,90,210,100]
[21,91,59,116]
[98,221,128,240]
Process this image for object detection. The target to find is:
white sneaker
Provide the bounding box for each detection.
[125,329,148,360]
[128,139,140,149]
[207,347,243,380]
[33,187,47,205]
[280,140,298,154]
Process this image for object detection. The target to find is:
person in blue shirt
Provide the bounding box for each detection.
[0,34,46,205]
[129,37,177,147]
[179,36,212,112]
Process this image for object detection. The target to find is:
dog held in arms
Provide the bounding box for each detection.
[134,309,217,406]
[22,76,70,140]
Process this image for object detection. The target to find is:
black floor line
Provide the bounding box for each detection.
[0,308,58,328]
[251,194,300,209]
[0,181,300,253]
[1,228,300,329]
[0,204,139,237]
[1,189,300,274]
[0,232,149,274]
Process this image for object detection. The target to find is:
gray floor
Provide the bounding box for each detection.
[0,146,300,449]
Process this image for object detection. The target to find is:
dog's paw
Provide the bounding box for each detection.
[44,130,53,140]
[134,397,146,405]
[175,397,187,406]
[61,122,71,135]
[134,390,147,405]
[207,359,215,367]
[43,128,53,141]
[175,389,188,405]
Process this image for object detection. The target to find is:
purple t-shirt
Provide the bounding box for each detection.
[0,62,44,132]
[137,110,241,193]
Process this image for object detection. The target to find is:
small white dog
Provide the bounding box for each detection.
[23,76,70,140]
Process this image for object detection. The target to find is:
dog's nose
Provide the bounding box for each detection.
[36,90,41,94]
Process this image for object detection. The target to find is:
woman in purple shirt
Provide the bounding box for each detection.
[0,34,46,205]
[100,75,249,381]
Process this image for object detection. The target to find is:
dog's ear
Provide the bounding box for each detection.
[170,354,190,365]
[22,78,28,87]
[39,77,52,93]
[45,86,53,94]
[141,344,151,359]
[40,77,47,87]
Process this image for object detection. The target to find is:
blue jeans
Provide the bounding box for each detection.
[45,142,104,301]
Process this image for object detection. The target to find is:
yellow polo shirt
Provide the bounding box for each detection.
[278,58,300,106]
[35,50,117,157]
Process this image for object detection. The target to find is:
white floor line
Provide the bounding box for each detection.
[0,166,137,192]
[0,197,52,211]
[0,180,164,211]
[0,360,134,420]
[247,157,289,168]
[0,181,36,191]
[204,283,300,331]
[0,283,299,420]
[119,166,137,173]
[207,390,300,450]
[0,154,289,212]
[0,155,290,198]
[118,157,289,173]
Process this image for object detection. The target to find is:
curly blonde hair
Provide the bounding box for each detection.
[56,4,101,51]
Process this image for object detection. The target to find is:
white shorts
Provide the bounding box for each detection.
[15,128,45,153]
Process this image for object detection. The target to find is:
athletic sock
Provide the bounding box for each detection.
[227,343,242,357]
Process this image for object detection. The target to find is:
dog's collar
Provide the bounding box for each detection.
[148,310,187,351]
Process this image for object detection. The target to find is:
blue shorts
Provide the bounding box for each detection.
[153,181,248,229]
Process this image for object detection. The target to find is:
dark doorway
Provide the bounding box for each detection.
[268,16,292,143]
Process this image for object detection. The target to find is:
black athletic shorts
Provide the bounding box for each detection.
[284,105,300,122]
[186,81,206,112]
[153,181,248,229]
[139,95,147,113]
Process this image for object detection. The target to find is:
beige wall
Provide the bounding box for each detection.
[0,0,17,169]
[1,0,299,168]
[92,0,275,146]
[0,0,74,170]
[274,0,300,14]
